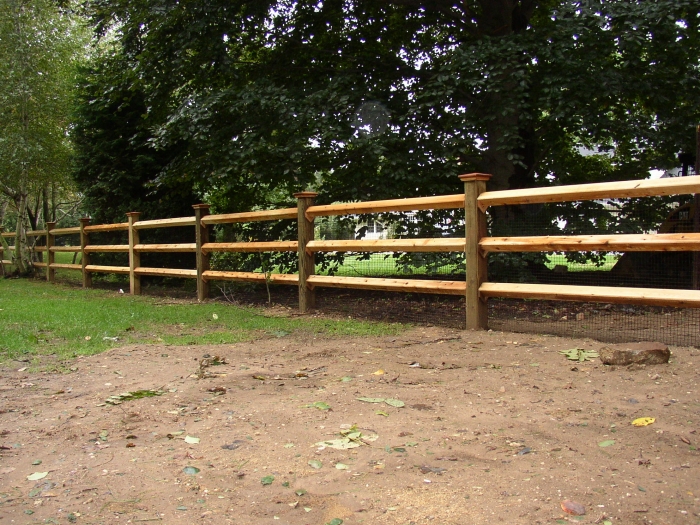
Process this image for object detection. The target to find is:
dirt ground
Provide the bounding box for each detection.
[1,323,699,525]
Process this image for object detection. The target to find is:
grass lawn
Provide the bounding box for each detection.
[0,278,403,365]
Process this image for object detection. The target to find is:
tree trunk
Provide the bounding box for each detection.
[13,190,32,275]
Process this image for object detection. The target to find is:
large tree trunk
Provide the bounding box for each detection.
[13,190,33,275]
[477,0,537,191]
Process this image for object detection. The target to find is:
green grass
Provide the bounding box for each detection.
[544,253,619,272]
[0,278,404,364]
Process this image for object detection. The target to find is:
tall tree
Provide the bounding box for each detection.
[78,0,700,219]
[0,0,85,273]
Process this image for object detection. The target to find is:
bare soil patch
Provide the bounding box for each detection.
[1,326,699,525]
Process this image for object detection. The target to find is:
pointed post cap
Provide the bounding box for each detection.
[458,173,492,182]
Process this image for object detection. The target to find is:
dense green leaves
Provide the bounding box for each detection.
[74,0,700,237]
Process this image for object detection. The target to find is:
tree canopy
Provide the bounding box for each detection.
[0,0,86,272]
[74,0,699,223]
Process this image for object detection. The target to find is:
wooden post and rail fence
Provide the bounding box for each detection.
[3,174,700,330]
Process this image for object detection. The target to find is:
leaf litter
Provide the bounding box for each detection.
[104,389,164,405]
[315,426,379,450]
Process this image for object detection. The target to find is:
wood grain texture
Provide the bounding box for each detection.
[296,193,317,312]
[194,204,211,302]
[49,246,81,252]
[306,275,466,295]
[80,218,92,288]
[202,241,298,253]
[85,265,130,274]
[480,233,700,252]
[50,227,80,236]
[306,238,465,253]
[465,176,490,329]
[46,222,55,283]
[478,175,700,211]
[306,194,463,218]
[202,270,299,284]
[202,208,297,225]
[479,282,700,308]
[132,217,196,229]
[132,243,197,252]
[83,222,129,233]
[84,244,129,253]
[127,212,141,295]
[133,267,198,278]
[49,263,82,271]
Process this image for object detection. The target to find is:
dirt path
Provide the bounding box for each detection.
[1,326,699,524]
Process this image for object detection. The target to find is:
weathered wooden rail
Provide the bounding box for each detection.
[3,174,700,330]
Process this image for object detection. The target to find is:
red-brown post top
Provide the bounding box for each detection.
[46,221,57,227]
[293,191,319,198]
[126,212,142,218]
[79,217,91,224]
[458,173,492,182]
[192,203,211,210]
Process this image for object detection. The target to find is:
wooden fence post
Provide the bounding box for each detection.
[460,173,492,330]
[193,204,211,302]
[694,124,700,290]
[80,217,92,289]
[46,222,56,283]
[295,192,318,312]
[127,212,141,295]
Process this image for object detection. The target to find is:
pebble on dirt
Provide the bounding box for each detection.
[598,341,670,365]
[560,500,586,515]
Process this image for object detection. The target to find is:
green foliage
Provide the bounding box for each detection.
[73,1,700,278]
[0,0,87,272]
[0,0,80,193]
[0,278,403,362]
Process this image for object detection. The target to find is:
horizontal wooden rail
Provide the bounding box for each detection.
[50,246,81,253]
[202,270,299,285]
[1,232,14,238]
[480,282,700,308]
[133,217,196,229]
[133,267,198,278]
[202,208,298,225]
[307,275,467,295]
[50,263,82,271]
[84,244,129,253]
[481,233,700,253]
[84,222,129,233]
[34,246,47,252]
[307,238,466,253]
[202,241,298,253]
[478,175,700,211]
[1,259,11,265]
[26,230,47,237]
[51,227,80,235]
[133,243,197,253]
[85,264,130,274]
[306,194,464,219]
[33,262,47,268]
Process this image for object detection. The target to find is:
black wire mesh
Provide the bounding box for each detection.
[217,192,700,347]
[487,192,700,346]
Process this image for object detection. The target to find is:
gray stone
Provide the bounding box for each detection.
[599,342,670,366]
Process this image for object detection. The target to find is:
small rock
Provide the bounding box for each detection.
[560,500,586,515]
[599,342,670,366]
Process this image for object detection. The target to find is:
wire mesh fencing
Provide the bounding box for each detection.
[209,191,699,346]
